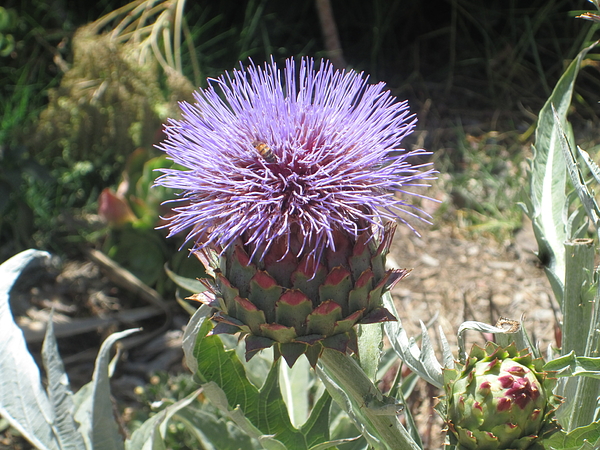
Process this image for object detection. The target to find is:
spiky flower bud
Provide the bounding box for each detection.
[155,57,435,366]
[443,342,561,450]
[190,222,409,367]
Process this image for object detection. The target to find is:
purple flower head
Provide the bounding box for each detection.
[155,57,436,266]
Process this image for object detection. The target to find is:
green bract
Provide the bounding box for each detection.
[443,342,560,450]
[191,224,409,367]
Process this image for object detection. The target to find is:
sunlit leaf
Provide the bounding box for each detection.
[525,40,598,306]
[74,328,139,450]
[554,108,600,234]
[193,317,336,450]
[357,323,383,382]
[41,313,86,450]
[0,250,59,450]
[543,420,600,450]
[279,357,311,427]
[544,352,600,378]
[201,381,288,450]
[578,146,600,186]
[299,391,332,448]
[382,292,443,388]
[181,304,211,373]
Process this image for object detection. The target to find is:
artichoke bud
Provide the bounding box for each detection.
[193,223,409,367]
[442,342,561,450]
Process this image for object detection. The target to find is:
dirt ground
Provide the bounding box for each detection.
[3,198,557,449]
[390,217,556,352]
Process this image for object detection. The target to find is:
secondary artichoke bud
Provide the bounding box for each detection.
[443,342,560,450]
[193,223,409,367]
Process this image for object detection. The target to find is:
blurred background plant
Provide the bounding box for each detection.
[3,0,600,273]
[7,0,196,269]
[3,0,598,258]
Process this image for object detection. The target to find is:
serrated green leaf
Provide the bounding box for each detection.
[382,292,443,388]
[544,420,600,450]
[256,362,302,441]
[202,382,288,450]
[544,352,600,378]
[181,304,212,375]
[0,250,59,450]
[194,318,330,450]
[227,334,274,389]
[579,146,600,186]
[74,328,139,450]
[554,109,600,234]
[418,320,442,376]
[41,314,86,450]
[439,326,455,370]
[527,40,598,305]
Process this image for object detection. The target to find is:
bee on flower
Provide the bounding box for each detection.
[155,57,436,367]
[251,140,279,164]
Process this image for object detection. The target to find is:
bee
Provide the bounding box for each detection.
[252,140,278,163]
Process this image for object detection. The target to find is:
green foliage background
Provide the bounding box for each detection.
[1,0,598,266]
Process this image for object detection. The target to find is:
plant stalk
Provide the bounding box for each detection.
[560,238,600,430]
[562,238,595,356]
[318,349,421,450]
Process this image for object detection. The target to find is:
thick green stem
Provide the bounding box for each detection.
[318,349,421,450]
[561,238,600,430]
[562,239,595,356]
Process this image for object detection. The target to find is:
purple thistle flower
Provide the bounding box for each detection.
[155,57,436,265]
